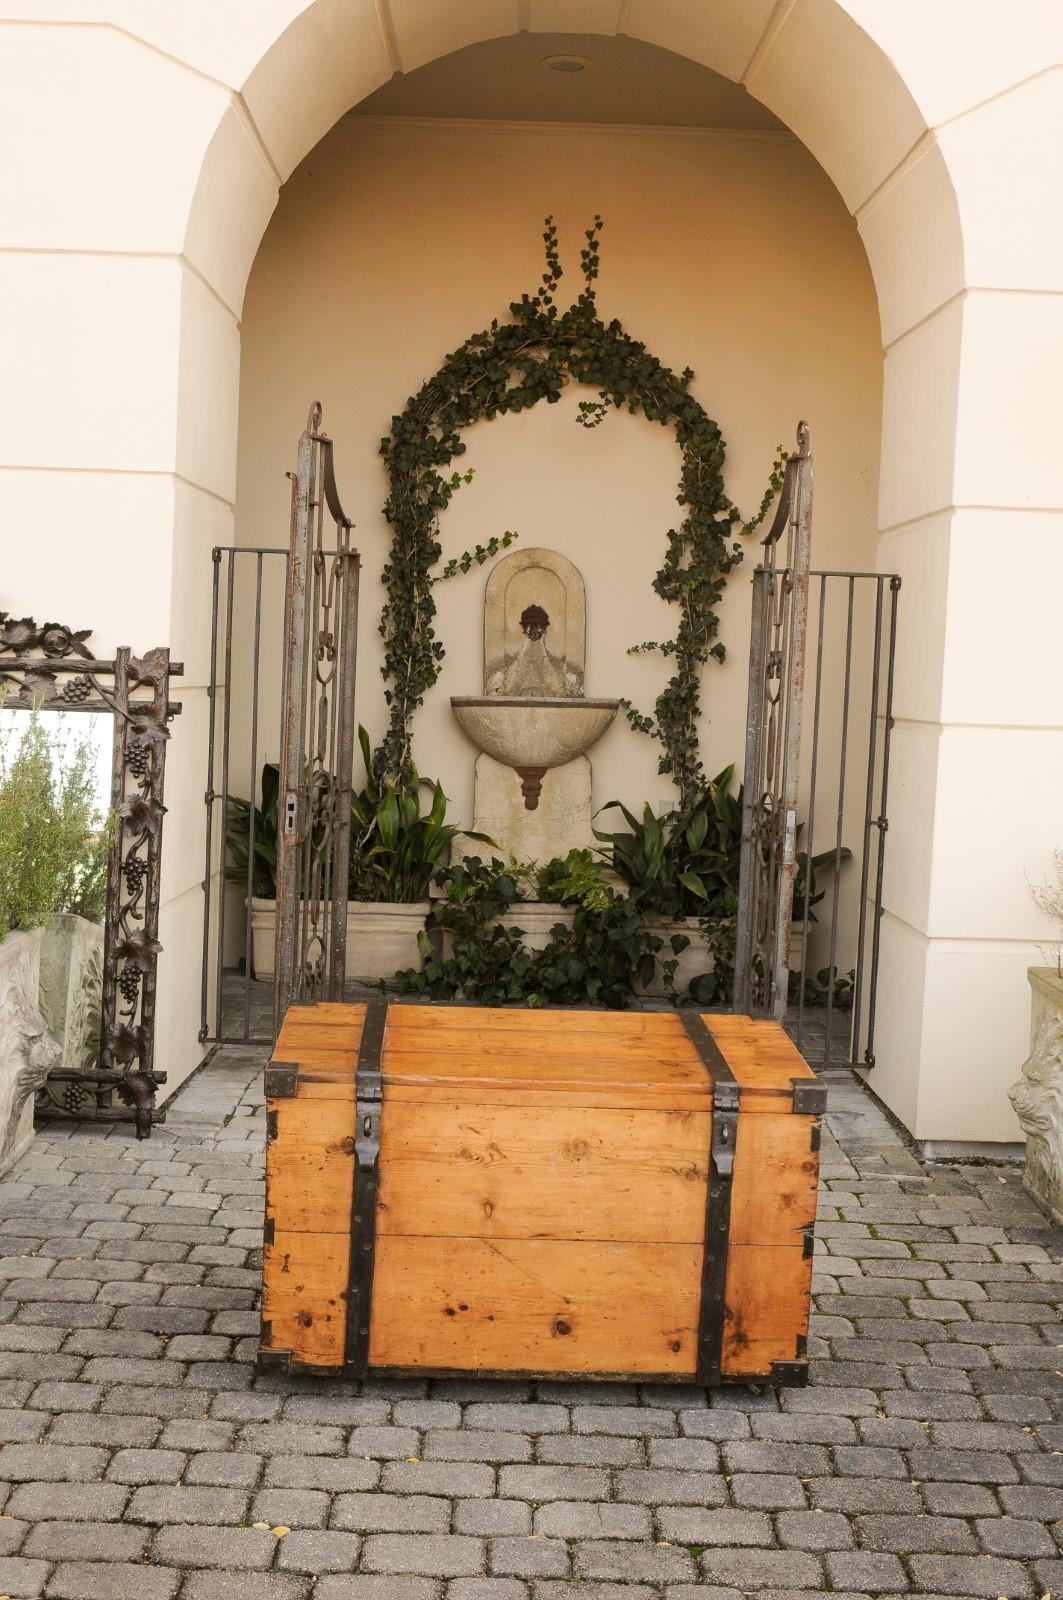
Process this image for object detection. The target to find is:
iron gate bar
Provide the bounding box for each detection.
[199,540,349,1050]
[782,570,900,1069]
[200,550,222,1044]
[243,552,265,1042]
[793,573,827,1044]
[850,575,886,1062]
[822,576,855,1057]
[216,548,236,1049]
[863,579,900,1068]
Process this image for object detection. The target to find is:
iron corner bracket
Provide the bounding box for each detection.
[265,1061,299,1099]
[770,1359,810,1387]
[792,1077,827,1116]
[256,1347,292,1376]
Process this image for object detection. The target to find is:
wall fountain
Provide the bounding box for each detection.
[451,547,618,864]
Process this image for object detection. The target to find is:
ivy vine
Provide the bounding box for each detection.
[377,217,783,806]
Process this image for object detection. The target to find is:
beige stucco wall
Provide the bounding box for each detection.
[234,116,882,834]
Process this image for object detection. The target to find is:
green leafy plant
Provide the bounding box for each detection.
[593,764,743,920]
[377,216,784,802]
[358,773,493,903]
[793,845,853,923]
[535,848,611,912]
[226,730,492,907]
[0,707,109,939]
[788,964,855,1010]
[397,855,668,1008]
[225,761,279,900]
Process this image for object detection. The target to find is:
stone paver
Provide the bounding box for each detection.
[0,1046,1058,1597]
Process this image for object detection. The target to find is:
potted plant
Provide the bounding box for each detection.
[227,731,490,983]
[1009,852,1063,1223]
[594,765,743,996]
[0,708,108,1173]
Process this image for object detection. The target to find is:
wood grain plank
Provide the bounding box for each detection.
[721,1244,812,1375]
[381,1047,710,1097]
[265,1097,356,1236]
[384,1083,718,1112]
[389,1006,692,1042]
[262,1229,349,1368]
[705,1014,817,1096]
[369,1236,700,1374]
[376,1102,709,1243]
[730,1113,819,1247]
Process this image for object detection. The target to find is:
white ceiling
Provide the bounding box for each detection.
[353,31,784,131]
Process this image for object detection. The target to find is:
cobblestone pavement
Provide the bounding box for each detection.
[0,1049,1060,1599]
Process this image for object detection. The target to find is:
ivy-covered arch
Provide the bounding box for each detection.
[377,218,781,808]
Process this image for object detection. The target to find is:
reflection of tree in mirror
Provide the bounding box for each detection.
[0,706,109,939]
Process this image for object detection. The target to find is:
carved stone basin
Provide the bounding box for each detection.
[451,695,620,809]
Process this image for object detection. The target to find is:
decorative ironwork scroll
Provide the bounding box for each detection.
[0,611,182,1136]
[274,403,360,1033]
[733,424,813,1021]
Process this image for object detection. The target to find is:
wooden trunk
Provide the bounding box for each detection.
[259,1001,822,1385]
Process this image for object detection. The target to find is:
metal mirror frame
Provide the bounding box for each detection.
[0,612,182,1136]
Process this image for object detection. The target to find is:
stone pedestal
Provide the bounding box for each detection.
[1008,967,1063,1224]
[454,752,595,867]
[0,927,61,1177]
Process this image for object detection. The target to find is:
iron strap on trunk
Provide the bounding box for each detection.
[680,1010,740,1386]
[344,997,389,1378]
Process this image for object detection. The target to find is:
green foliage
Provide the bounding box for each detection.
[534,848,611,912]
[0,708,109,939]
[788,964,855,1010]
[377,217,783,802]
[594,765,743,920]
[225,761,279,900]
[226,730,492,906]
[359,774,493,904]
[691,895,738,1007]
[794,845,853,924]
[396,855,668,1009]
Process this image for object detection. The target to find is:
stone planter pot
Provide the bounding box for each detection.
[1008,967,1063,1224]
[0,927,61,1178]
[249,898,430,983]
[437,902,577,964]
[495,903,577,952]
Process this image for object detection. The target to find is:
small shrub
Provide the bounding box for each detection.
[0,707,109,939]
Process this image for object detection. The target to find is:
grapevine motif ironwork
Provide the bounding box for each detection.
[0,612,181,1137]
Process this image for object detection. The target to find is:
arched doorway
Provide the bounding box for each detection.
[10,1,1058,1147]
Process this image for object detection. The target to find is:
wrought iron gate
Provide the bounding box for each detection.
[199,405,359,1047]
[273,406,360,1030]
[734,424,900,1069]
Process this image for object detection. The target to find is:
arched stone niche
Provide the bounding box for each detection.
[484,546,585,698]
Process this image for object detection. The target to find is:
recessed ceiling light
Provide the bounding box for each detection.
[542,54,592,73]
